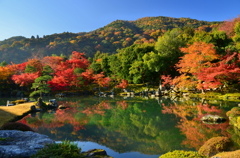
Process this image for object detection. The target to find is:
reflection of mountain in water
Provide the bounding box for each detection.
[17,96,235,155]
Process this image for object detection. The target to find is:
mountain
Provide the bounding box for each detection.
[0,16,221,64]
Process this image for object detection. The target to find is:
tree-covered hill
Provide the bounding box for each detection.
[0,16,221,64]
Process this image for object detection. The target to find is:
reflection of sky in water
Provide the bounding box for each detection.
[76,141,160,158]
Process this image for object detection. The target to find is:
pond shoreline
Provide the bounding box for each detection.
[1,95,240,158]
[0,102,34,127]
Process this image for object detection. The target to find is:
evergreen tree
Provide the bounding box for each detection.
[30,75,52,97]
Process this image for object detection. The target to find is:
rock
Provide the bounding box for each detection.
[198,137,232,157]
[36,97,43,108]
[82,149,111,157]
[0,130,54,158]
[201,115,227,124]
[21,98,29,102]
[6,100,15,106]
[58,105,67,109]
[55,93,66,97]
[48,99,58,108]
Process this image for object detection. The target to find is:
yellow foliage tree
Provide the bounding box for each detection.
[0,66,13,81]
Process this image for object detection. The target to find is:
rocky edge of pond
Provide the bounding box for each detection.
[0,130,112,158]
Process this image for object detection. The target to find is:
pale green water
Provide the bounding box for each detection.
[16,96,239,158]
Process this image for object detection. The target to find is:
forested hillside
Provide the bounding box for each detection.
[0,16,220,64]
[0,15,239,95]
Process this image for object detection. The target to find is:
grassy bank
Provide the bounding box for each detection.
[0,102,34,127]
[190,92,240,102]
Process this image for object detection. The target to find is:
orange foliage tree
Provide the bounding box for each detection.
[115,79,128,89]
[173,42,219,90]
[0,66,14,81]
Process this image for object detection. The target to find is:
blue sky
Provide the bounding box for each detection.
[0,0,239,41]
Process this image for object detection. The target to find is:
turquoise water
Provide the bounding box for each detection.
[17,96,238,157]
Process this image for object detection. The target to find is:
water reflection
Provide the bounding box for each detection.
[162,102,230,150]
[17,96,238,157]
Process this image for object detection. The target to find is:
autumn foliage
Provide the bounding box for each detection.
[162,102,229,150]
[2,51,113,92]
[115,79,128,89]
[196,52,240,89]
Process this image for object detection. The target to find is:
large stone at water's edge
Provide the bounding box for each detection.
[0,130,54,158]
[200,114,227,124]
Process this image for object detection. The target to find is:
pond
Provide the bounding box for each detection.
[14,96,239,158]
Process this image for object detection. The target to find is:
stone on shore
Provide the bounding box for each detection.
[0,130,54,158]
[200,114,227,124]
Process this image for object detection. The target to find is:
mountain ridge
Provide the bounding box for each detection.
[0,16,222,63]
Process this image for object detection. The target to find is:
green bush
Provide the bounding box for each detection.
[159,150,206,158]
[31,141,83,158]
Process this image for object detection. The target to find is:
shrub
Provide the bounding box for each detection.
[198,137,232,157]
[31,140,83,158]
[212,150,240,158]
[226,107,240,118]
[226,107,240,129]
[159,150,206,158]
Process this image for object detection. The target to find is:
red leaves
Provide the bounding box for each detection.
[42,56,63,72]
[48,76,69,91]
[93,72,111,87]
[12,72,39,86]
[162,102,229,150]
[47,52,90,90]
[115,79,128,89]
[161,75,173,87]
[218,15,240,36]
[195,52,240,90]
[172,42,219,89]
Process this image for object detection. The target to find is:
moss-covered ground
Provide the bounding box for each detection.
[0,102,35,127]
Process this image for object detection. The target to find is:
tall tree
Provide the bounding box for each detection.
[173,42,219,90]
[30,75,52,97]
[195,52,240,90]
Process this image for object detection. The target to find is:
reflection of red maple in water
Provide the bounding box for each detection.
[82,101,112,116]
[54,109,86,131]
[18,100,114,132]
[116,100,128,110]
[18,107,87,132]
[162,102,230,150]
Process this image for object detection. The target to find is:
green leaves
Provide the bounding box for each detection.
[31,141,82,158]
[30,75,52,97]
[143,51,161,72]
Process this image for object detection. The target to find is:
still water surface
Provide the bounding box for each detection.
[16,96,238,158]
